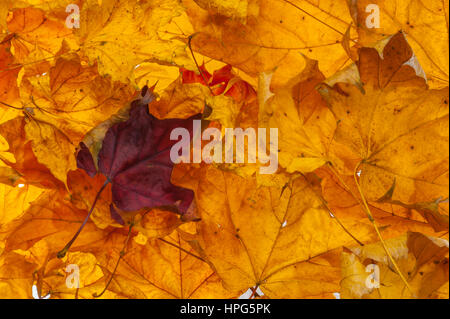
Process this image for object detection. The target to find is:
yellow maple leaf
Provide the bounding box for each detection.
[87,227,237,299]
[259,58,340,173]
[341,232,449,299]
[349,0,449,89]
[318,33,449,206]
[172,164,377,298]
[184,0,356,88]
[75,0,194,83]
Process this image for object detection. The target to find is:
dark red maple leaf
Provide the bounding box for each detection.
[59,86,199,258]
[78,86,199,215]
[76,142,97,178]
[97,95,198,215]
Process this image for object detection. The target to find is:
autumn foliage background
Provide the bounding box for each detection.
[0,0,448,299]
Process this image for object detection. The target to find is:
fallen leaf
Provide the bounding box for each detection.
[349,0,449,89]
[341,232,449,299]
[0,116,63,188]
[2,190,107,254]
[172,164,374,298]
[91,228,241,299]
[184,0,356,88]
[78,89,200,220]
[76,0,194,83]
[318,33,449,207]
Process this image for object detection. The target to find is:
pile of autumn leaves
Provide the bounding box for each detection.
[0,0,448,299]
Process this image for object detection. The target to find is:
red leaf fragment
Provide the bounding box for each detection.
[76,142,97,178]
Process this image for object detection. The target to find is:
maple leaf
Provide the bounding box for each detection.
[0,229,116,299]
[78,88,199,216]
[1,51,136,186]
[341,232,449,299]
[0,249,37,298]
[258,58,339,174]
[0,182,43,234]
[317,167,447,241]
[0,187,207,299]
[19,52,135,137]
[0,117,64,188]
[47,251,112,299]
[172,164,376,298]
[75,0,194,83]
[149,63,256,121]
[4,6,74,73]
[163,63,261,178]
[44,86,202,258]
[89,227,238,299]
[24,115,78,186]
[2,189,106,255]
[183,0,356,89]
[349,0,449,89]
[317,33,449,209]
[149,73,212,120]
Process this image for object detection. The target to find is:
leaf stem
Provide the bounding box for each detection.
[324,203,364,247]
[352,162,414,295]
[57,180,110,259]
[158,238,206,263]
[0,101,24,110]
[0,49,79,74]
[188,34,214,95]
[249,286,259,299]
[93,223,134,298]
[302,172,364,246]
